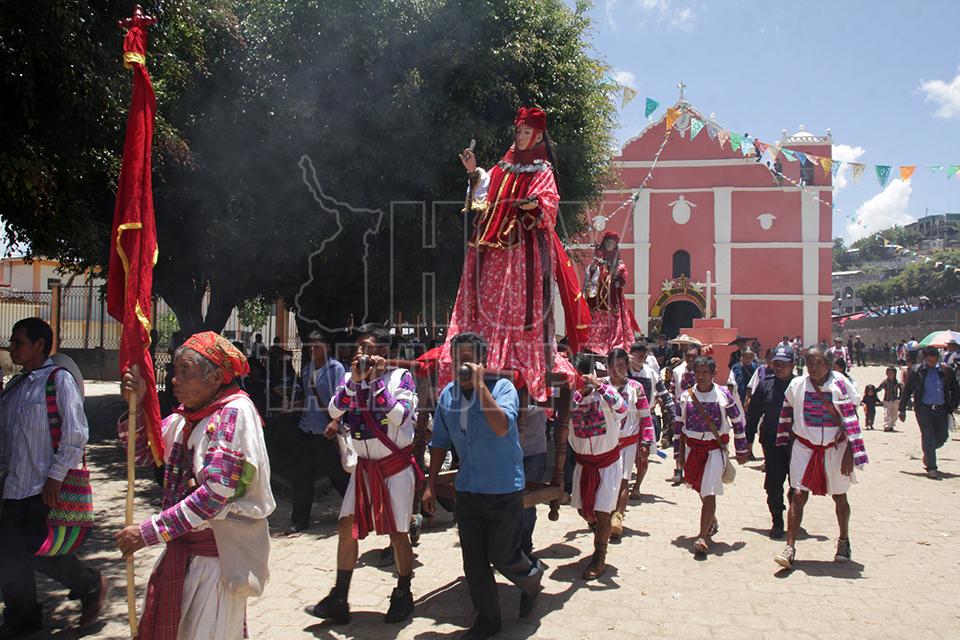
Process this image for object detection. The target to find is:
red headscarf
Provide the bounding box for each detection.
[181,331,250,383]
[514,106,547,132]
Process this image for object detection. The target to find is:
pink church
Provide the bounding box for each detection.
[573,100,834,351]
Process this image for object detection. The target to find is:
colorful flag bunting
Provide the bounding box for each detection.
[665,107,681,130]
[730,132,743,152]
[831,160,841,177]
[781,148,796,162]
[706,124,718,140]
[875,165,891,187]
[819,157,833,174]
[645,97,659,118]
[899,165,916,181]
[850,163,866,182]
[689,118,704,140]
[717,129,729,149]
[622,85,639,108]
[948,165,960,179]
[794,151,807,165]
[929,164,944,173]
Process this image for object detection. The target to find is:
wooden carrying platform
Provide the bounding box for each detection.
[391,360,572,521]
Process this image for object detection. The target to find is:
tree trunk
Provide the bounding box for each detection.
[159,280,206,336]
[203,286,239,334]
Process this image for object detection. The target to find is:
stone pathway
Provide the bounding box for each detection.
[21,366,960,638]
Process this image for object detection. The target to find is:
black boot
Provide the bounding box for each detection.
[770,512,785,539]
[311,589,351,624]
[384,587,414,623]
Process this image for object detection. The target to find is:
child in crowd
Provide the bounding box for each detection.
[877,367,903,432]
[860,385,879,430]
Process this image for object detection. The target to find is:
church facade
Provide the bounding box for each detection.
[573,102,833,350]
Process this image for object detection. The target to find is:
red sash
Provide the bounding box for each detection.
[353,445,416,540]
[619,433,641,448]
[139,529,219,640]
[574,447,621,520]
[683,434,729,493]
[794,434,837,496]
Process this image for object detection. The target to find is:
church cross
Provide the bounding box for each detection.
[694,270,720,318]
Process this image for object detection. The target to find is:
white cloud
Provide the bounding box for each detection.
[614,70,636,87]
[845,179,915,241]
[919,70,960,119]
[831,144,865,196]
[607,0,697,32]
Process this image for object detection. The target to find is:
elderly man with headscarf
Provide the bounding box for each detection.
[116,331,275,640]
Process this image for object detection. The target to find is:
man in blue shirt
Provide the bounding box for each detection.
[900,346,960,478]
[286,330,348,534]
[423,332,543,639]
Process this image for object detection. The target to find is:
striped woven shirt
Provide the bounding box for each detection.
[777,373,868,466]
[0,359,87,500]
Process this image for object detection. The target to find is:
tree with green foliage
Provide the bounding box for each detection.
[238,296,272,331]
[855,249,960,314]
[1,0,616,335]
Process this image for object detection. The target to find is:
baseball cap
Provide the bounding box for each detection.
[772,345,795,362]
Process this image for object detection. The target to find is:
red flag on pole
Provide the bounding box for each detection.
[107,6,163,466]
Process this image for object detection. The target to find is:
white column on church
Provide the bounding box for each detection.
[633,191,651,332]
[713,188,733,325]
[801,191,820,344]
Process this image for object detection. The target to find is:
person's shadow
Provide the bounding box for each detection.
[670,535,746,560]
[774,559,865,579]
[629,492,676,506]
[740,526,828,542]
[899,470,960,480]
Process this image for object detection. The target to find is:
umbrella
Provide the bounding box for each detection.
[918,330,960,348]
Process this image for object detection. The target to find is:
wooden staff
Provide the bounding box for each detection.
[125,381,138,636]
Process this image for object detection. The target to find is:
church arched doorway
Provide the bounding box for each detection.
[660,300,703,339]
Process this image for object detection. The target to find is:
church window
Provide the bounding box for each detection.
[672,250,691,278]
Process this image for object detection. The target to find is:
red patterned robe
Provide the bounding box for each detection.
[584,249,636,354]
[439,144,577,401]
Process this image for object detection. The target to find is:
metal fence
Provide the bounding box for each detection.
[0,285,304,386]
[0,285,179,350]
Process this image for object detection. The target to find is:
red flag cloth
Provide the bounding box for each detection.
[106,24,163,466]
[551,231,591,353]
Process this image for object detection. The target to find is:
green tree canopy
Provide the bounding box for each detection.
[1,0,617,335]
[855,249,960,313]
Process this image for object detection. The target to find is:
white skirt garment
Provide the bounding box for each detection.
[685,447,727,498]
[571,457,623,515]
[620,443,638,481]
[176,555,247,640]
[339,465,415,532]
[789,438,856,495]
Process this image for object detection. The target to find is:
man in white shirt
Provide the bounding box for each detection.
[0,318,106,635]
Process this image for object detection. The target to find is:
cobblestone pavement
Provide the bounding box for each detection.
[21,366,960,638]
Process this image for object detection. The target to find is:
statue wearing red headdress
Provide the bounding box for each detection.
[583,232,638,354]
[438,107,589,401]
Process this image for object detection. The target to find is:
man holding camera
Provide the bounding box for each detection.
[423,332,543,640]
[310,324,420,625]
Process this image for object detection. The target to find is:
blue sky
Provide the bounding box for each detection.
[577,0,960,242]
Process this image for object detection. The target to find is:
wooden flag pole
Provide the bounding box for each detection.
[126,389,139,637]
